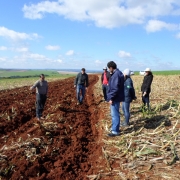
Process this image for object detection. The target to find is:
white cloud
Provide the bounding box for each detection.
[45,45,60,50]
[118,50,131,58]
[15,47,29,52]
[66,50,74,56]
[17,53,50,62]
[0,46,7,51]
[22,0,180,28]
[176,32,180,39]
[95,60,102,64]
[0,46,29,52]
[56,59,63,63]
[145,20,178,32]
[0,26,40,41]
[0,57,6,61]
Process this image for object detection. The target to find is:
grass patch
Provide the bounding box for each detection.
[0,73,75,90]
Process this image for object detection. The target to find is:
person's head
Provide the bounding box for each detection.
[40,74,45,81]
[144,68,151,75]
[81,68,85,74]
[107,61,117,73]
[103,66,107,72]
[123,69,131,78]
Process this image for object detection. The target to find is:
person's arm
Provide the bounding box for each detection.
[74,73,79,87]
[129,80,136,100]
[107,76,119,102]
[107,72,111,81]
[144,75,153,93]
[101,73,104,84]
[30,80,39,90]
[46,82,48,95]
[86,74,89,87]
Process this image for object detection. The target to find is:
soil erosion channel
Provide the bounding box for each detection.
[0,75,104,180]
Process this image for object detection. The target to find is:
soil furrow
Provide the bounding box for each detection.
[0,75,104,180]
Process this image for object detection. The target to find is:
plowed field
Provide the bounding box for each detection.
[0,75,105,180]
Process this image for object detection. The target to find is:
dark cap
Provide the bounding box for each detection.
[81,68,85,71]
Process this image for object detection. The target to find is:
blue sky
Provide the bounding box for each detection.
[0,0,180,71]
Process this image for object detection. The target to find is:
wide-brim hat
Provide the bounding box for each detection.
[145,68,151,72]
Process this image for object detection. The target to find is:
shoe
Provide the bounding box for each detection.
[121,124,129,127]
[40,117,45,120]
[121,122,130,127]
[79,101,83,105]
[37,117,40,121]
[107,133,120,137]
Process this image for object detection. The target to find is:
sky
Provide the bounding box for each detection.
[0,0,180,71]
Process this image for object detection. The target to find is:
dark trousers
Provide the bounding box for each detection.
[142,93,150,109]
[102,84,109,101]
[36,94,47,118]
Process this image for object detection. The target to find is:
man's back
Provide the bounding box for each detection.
[107,69,124,102]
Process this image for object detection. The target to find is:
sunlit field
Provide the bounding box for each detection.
[94,74,180,179]
[1,70,180,179]
[0,70,75,90]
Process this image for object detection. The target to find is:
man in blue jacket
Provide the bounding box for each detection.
[107,61,124,137]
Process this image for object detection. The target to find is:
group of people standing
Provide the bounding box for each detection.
[30,61,153,137]
[101,61,153,137]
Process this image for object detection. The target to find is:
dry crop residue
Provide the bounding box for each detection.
[0,75,106,180]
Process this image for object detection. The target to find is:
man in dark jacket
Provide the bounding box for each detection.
[101,67,111,101]
[107,61,124,137]
[141,68,153,109]
[122,69,136,126]
[74,68,88,105]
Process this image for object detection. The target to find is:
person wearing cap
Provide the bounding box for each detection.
[101,67,111,101]
[74,68,89,105]
[122,69,136,126]
[30,74,48,121]
[106,61,124,137]
[141,68,153,109]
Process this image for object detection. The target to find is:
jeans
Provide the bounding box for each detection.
[110,101,120,134]
[77,84,86,103]
[36,94,47,118]
[142,93,150,109]
[102,84,109,101]
[122,102,130,125]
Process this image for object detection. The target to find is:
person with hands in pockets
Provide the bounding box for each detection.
[106,61,124,137]
[141,68,153,110]
[74,68,89,105]
[121,69,136,127]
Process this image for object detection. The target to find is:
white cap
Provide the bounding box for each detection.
[145,68,151,72]
[123,68,131,76]
[103,66,107,70]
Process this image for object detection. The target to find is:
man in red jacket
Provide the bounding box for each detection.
[101,67,111,101]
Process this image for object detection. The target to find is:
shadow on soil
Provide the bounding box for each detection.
[123,114,171,134]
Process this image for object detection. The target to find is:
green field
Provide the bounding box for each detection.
[134,70,180,75]
[0,70,76,90]
[0,69,74,78]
